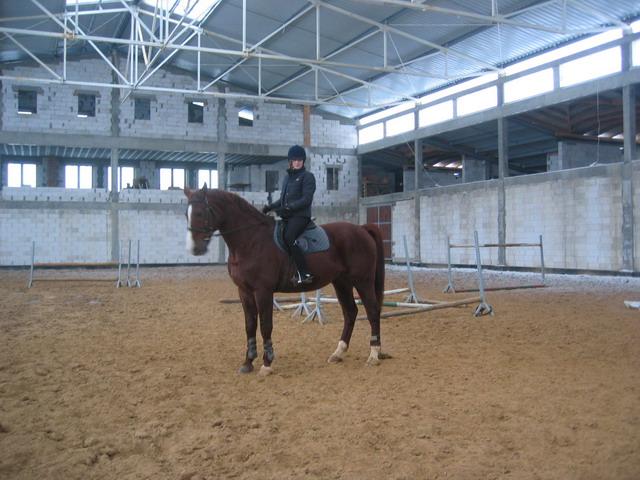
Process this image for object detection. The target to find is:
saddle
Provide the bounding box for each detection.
[273,220,330,254]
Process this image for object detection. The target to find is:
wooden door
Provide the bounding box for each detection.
[366,205,392,260]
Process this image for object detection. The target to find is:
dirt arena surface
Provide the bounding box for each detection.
[1,265,639,480]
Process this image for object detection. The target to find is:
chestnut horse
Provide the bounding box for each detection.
[183,186,386,375]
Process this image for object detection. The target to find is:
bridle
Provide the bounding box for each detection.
[186,196,217,239]
[186,195,268,238]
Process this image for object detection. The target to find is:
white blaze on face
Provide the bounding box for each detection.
[186,204,196,253]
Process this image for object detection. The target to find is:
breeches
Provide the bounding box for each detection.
[283,216,310,251]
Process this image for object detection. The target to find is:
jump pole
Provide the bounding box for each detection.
[303,289,326,325]
[356,296,482,320]
[473,230,493,316]
[402,235,419,303]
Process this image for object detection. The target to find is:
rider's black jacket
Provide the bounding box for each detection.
[269,166,316,219]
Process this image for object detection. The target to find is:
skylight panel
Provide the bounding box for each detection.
[358,123,384,145]
[505,29,623,76]
[457,86,497,116]
[504,69,554,103]
[559,47,621,87]
[385,113,414,137]
[141,0,218,21]
[359,102,414,126]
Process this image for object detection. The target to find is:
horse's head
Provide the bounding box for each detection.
[184,184,220,256]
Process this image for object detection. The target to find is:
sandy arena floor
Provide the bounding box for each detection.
[0,265,639,480]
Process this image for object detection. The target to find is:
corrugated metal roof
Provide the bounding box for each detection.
[1,0,638,119]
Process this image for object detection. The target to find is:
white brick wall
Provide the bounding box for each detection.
[420,185,499,266]
[310,113,357,149]
[3,60,112,136]
[392,200,415,260]
[118,64,217,141]
[311,154,358,207]
[507,173,623,270]
[226,102,303,145]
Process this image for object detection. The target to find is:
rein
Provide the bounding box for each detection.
[187,196,267,238]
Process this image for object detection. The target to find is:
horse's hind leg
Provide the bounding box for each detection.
[328,277,358,364]
[238,287,258,374]
[354,283,382,367]
[255,289,276,376]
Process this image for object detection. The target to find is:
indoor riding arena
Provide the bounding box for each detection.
[1,1,640,479]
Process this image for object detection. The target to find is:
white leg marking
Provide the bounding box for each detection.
[186,205,196,254]
[366,346,381,367]
[328,340,348,363]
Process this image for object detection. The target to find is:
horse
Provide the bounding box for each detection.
[183,185,386,376]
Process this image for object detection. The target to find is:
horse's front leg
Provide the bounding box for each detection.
[238,287,258,374]
[255,289,275,376]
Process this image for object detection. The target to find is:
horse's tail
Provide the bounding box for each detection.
[363,224,385,311]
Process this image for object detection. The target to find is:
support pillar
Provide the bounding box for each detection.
[621,35,636,271]
[413,138,422,263]
[217,91,228,263]
[110,56,121,263]
[110,148,120,263]
[497,116,509,266]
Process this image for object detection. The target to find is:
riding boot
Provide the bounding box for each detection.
[290,243,314,285]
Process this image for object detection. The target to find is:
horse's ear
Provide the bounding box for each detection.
[183,187,191,199]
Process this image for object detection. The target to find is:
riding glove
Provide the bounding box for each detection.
[261,205,272,214]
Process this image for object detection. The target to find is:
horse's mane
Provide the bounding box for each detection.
[210,189,272,225]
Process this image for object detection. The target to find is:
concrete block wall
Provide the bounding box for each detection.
[420,183,500,266]
[118,64,217,141]
[226,102,303,145]
[360,161,639,273]
[0,188,111,265]
[310,154,358,207]
[310,113,357,148]
[634,164,640,271]
[391,199,415,260]
[225,102,358,149]
[506,167,623,270]
[3,60,112,136]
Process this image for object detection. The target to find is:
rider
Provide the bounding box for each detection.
[262,145,316,286]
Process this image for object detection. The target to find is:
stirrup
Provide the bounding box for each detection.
[292,272,314,285]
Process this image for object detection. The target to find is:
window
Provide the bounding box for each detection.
[559,47,622,87]
[160,168,185,190]
[419,100,454,127]
[77,94,96,117]
[134,97,151,120]
[198,169,218,189]
[326,166,339,191]
[107,166,135,191]
[188,101,204,123]
[457,86,497,116]
[7,163,36,187]
[265,170,279,192]
[385,112,415,137]
[504,69,554,103]
[633,40,640,67]
[358,123,384,144]
[18,90,37,115]
[239,107,254,126]
[65,165,92,189]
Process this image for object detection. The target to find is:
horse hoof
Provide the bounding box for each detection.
[366,356,381,367]
[327,354,343,364]
[258,365,273,376]
[238,363,254,374]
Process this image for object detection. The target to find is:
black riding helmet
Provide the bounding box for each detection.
[288,145,306,162]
